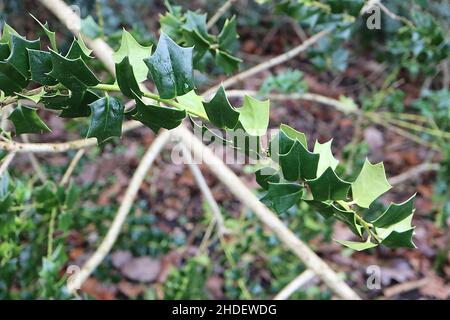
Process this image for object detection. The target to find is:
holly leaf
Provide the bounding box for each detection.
[279,140,319,180]
[238,95,270,136]
[261,182,303,213]
[113,30,152,83]
[59,90,99,118]
[203,85,239,129]
[336,239,377,251]
[16,88,46,104]
[0,59,27,95]
[255,167,280,190]
[49,50,99,91]
[372,194,416,228]
[0,23,19,45]
[130,94,186,133]
[28,49,57,85]
[381,228,416,248]
[65,37,93,61]
[144,32,194,99]
[352,159,392,208]
[87,96,125,144]
[215,50,242,74]
[6,35,40,78]
[177,90,207,119]
[307,167,351,201]
[30,14,57,51]
[8,104,51,135]
[116,56,143,98]
[313,139,339,177]
[218,16,239,50]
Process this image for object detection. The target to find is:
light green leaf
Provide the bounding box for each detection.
[238,95,270,136]
[372,194,416,228]
[338,95,358,114]
[144,32,194,99]
[113,30,152,83]
[261,182,303,213]
[177,90,207,119]
[16,88,46,104]
[0,23,19,45]
[115,56,143,98]
[203,85,239,129]
[307,167,351,201]
[130,94,186,133]
[336,239,377,251]
[352,159,392,208]
[8,104,51,135]
[87,96,124,144]
[279,140,319,180]
[313,139,339,177]
[280,124,307,149]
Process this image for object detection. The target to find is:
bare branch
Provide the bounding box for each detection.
[0,152,16,177]
[207,0,238,29]
[60,149,85,186]
[273,270,316,300]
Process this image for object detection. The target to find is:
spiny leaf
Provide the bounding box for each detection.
[313,139,339,177]
[65,37,93,61]
[116,56,143,98]
[352,159,392,208]
[144,32,194,99]
[218,16,239,50]
[203,85,239,129]
[238,95,270,136]
[49,50,99,91]
[381,228,416,248]
[8,104,51,135]
[113,30,152,83]
[7,35,40,79]
[0,23,19,45]
[87,96,125,144]
[336,239,377,251]
[30,14,57,51]
[372,194,416,228]
[177,90,207,119]
[28,49,57,85]
[59,90,99,118]
[16,88,46,104]
[280,124,307,149]
[130,93,186,133]
[40,90,71,110]
[261,182,303,213]
[332,207,363,237]
[0,59,27,95]
[307,167,351,201]
[255,167,280,190]
[215,50,242,74]
[279,140,319,180]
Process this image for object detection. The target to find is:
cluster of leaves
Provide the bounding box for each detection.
[259,69,308,95]
[255,124,417,251]
[159,2,241,74]
[0,15,417,251]
[0,171,79,298]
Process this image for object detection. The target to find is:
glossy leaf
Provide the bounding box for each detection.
[381,228,416,248]
[352,159,392,208]
[279,140,319,180]
[113,30,152,83]
[238,95,270,136]
[59,90,99,118]
[203,85,239,129]
[30,14,57,50]
[7,35,40,78]
[116,56,143,98]
[372,194,416,228]
[255,167,280,190]
[261,182,303,213]
[28,49,57,85]
[8,104,51,135]
[87,96,125,144]
[144,32,194,99]
[307,167,351,201]
[65,37,93,61]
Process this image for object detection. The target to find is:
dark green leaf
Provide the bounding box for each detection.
[8,104,51,135]
[65,37,92,61]
[30,14,57,51]
[215,50,242,74]
[87,96,124,144]
[261,182,303,213]
[203,85,239,129]
[372,194,416,228]
[7,35,40,78]
[28,49,57,85]
[307,167,351,201]
[116,56,143,98]
[382,228,416,248]
[218,16,238,50]
[144,33,194,99]
[130,94,186,133]
[279,140,319,181]
[59,90,99,118]
[255,167,280,190]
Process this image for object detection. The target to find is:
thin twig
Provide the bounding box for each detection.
[203,28,332,98]
[22,135,47,183]
[0,152,16,177]
[172,126,361,300]
[60,149,85,186]
[181,144,227,237]
[388,163,440,186]
[273,269,316,300]
[206,0,237,29]
[67,130,171,293]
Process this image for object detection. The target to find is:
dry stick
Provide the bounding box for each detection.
[203,28,332,98]
[0,152,16,177]
[60,149,85,186]
[206,0,238,29]
[273,269,316,300]
[172,126,361,300]
[67,130,171,293]
[22,135,47,183]
[181,144,227,237]
[389,163,440,186]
